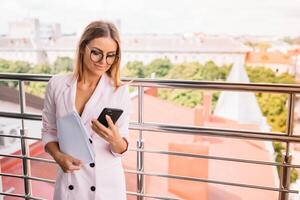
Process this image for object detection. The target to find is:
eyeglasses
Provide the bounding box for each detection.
[86,45,118,65]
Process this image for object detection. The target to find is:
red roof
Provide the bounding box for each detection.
[1,93,277,199]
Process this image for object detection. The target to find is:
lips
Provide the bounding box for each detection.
[94,64,106,69]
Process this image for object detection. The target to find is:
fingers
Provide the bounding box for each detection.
[92,119,109,132]
[68,164,81,171]
[105,115,116,130]
[63,160,81,173]
[72,158,82,166]
[60,154,82,173]
[91,123,107,138]
[91,119,110,138]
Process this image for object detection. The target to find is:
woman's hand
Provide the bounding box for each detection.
[91,115,128,154]
[54,151,82,173]
[45,141,82,173]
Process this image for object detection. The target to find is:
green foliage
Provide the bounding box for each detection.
[53,57,74,73]
[122,60,231,109]
[122,58,172,79]
[159,89,203,108]
[166,62,199,80]
[29,62,52,74]
[144,58,172,78]
[247,66,297,183]
[0,57,73,96]
[0,59,31,73]
[246,66,296,133]
[159,61,231,108]
[122,61,145,78]
[192,61,231,81]
[0,59,32,87]
[26,82,48,98]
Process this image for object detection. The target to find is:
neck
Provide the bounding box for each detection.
[80,70,104,87]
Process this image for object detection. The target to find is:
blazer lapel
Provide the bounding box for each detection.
[62,74,77,115]
[80,73,111,125]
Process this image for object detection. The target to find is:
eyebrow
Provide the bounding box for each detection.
[91,47,116,54]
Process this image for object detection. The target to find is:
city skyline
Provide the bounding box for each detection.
[1,0,300,37]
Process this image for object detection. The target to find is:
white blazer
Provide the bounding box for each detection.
[41,72,132,200]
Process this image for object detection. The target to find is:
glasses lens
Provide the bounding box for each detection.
[90,49,103,63]
[106,55,117,65]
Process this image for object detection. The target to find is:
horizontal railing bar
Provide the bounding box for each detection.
[28,196,45,200]
[0,172,24,179]
[0,153,22,159]
[0,73,51,82]
[28,176,55,184]
[122,78,300,93]
[2,147,300,170]
[0,154,55,164]
[1,73,300,93]
[4,111,300,143]
[0,133,41,141]
[28,197,46,200]
[2,112,300,143]
[125,170,298,193]
[129,148,300,168]
[0,192,26,199]
[0,111,42,121]
[25,156,55,164]
[130,122,300,143]
[0,172,55,184]
[127,191,180,200]
[0,192,45,200]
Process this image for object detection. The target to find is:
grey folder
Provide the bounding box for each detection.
[57,111,95,164]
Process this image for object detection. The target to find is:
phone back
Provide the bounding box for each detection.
[97,108,123,127]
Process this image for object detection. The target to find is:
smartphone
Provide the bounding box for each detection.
[97,108,123,128]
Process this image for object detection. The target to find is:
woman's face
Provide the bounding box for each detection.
[83,37,118,77]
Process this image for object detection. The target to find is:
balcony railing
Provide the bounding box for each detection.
[0,72,300,200]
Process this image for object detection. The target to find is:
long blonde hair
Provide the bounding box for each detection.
[73,21,122,88]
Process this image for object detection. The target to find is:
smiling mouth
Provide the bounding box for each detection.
[94,64,106,69]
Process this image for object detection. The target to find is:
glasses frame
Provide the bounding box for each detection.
[86,45,118,65]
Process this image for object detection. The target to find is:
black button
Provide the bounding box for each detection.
[90,186,96,191]
[89,139,93,144]
[68,185,74,190]
[89,163,95,168]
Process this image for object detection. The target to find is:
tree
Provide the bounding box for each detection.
[0,59,32,87]
[30,62,52,74]
[144,58,172,78]
[53,57,74,73]
[122,61,145,78]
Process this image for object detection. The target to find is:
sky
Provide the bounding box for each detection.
[1,0,300,37]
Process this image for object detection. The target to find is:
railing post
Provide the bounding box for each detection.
[18,80,32,199]
[137,86,145,200]
[279,93,295,200]
[137,140,144,200]
[20,129,32,200]
[278,154,292,200]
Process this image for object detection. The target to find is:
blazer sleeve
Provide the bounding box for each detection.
[41,77,58,147]
[110,85,133,157]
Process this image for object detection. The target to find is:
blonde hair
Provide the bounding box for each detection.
[73,21,122,88]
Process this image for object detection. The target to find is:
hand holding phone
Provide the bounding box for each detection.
[97,108,123,128]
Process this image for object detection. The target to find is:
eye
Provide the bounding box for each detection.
[91,49,101,55]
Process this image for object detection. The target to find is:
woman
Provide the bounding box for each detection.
[41,21,132,200]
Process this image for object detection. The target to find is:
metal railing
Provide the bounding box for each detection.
[1,72,300,200]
